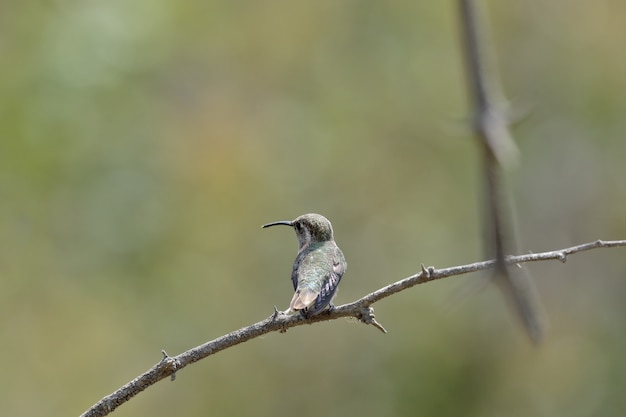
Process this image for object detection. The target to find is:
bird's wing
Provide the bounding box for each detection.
[290,254,301,291]
[309,246,346,315]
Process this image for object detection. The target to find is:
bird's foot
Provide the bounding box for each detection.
[326,303,335,315]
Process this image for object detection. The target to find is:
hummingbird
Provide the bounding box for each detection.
[263,213,347,317]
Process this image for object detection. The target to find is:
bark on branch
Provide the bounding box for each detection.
[80,239,626,417]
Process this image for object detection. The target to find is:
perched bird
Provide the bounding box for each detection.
[263,213,347,317]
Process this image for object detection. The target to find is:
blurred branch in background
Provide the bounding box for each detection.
[457,0,545,343]
[81,239,626,417]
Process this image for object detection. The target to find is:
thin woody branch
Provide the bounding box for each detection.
[81,239,626,417]
[458,0,543,343]
[458,0,519,166]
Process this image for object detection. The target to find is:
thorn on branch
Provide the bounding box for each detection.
[160,350,179,381]
[358,306,387,334]
[506,101,532,127]
[271,309,290,333]
[558,252,567,263]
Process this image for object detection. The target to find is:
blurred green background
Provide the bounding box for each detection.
[1,1,625,416]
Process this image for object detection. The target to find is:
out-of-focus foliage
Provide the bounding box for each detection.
[1,1,625,416]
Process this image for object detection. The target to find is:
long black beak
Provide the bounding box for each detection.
[262,220,293,228]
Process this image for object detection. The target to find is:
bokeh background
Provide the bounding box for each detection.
[1,1,625,416]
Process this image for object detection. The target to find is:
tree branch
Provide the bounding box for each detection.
[80,239,626,417]
[458,0,519,166]
[457,0,544,343]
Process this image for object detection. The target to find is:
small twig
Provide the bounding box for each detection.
[80,239,626,417]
